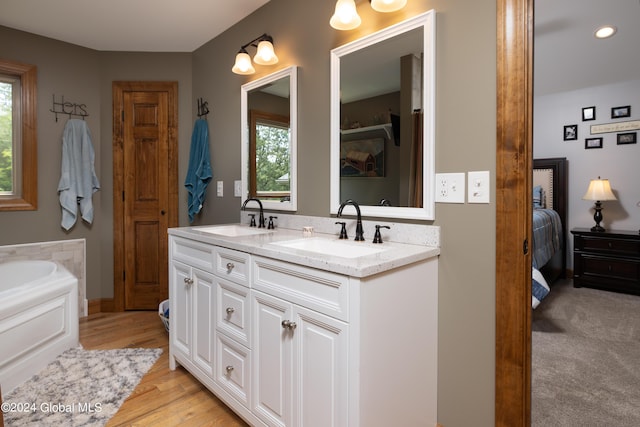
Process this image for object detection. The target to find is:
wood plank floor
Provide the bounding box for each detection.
[80,311,249,426]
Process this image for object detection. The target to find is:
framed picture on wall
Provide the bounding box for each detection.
[611,105,631,119]
[585,137,603,149]
[563,124,578,141]
[582,106,596,121]
[617,132,637,145]
[340,138,385,177]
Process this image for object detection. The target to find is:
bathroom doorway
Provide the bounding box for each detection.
[112,81,178,310]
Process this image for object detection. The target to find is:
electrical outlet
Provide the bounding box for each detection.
[216,180,224,197]
[435,173,465,203]
[468,171,490,203]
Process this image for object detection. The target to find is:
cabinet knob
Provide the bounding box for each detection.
[281,320,297,330]
[183,277,193,285]
[226,365,234,373]
[226,262,235,272]
[226,307,235,315]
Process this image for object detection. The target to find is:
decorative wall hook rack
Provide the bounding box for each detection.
[197,98,210,118]
[49,94,89,122]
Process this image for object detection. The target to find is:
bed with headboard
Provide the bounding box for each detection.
[532,157,567,308]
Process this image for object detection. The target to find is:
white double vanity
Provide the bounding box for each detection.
[168,216,439,427]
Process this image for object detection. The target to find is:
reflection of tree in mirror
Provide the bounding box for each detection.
[256,123,290,193]
[0,81,13,192]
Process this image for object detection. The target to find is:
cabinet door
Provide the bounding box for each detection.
[252,290,293,427]
[294,306,349,427]
[192,268,215,377]
[170,260,192,360]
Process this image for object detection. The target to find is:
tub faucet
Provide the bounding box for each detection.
[242,198,265,228]
[337,199,364,241]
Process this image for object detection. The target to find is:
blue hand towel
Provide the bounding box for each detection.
[57,119,100,230]
[185,119,213,222]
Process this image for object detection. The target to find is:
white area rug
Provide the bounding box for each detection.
[3,347,162,426]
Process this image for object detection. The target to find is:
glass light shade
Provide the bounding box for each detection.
[370,0,407,13]
[330,0,361,30]
[582,178,617,201]
[232,52,255,75]
[253,40,279,65]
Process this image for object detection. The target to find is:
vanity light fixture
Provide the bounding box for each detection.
[330,0,362,30]
[330,0,407,30]
[594,25,617,39]
[232,33,279,75]
[370,0,407,13]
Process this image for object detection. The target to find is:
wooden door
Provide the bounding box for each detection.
[113,82,178,311]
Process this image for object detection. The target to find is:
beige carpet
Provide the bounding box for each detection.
[532,280,640,426]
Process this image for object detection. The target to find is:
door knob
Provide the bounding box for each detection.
[161,210,166,215]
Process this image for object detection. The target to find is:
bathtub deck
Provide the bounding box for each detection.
[79,311,248,427]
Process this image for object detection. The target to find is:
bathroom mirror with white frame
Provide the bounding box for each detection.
[330,11,435,220]
[241,66,297,211]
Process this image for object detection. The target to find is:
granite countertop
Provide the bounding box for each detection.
[169,224,440,278]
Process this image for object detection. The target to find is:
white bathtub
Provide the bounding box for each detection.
[0,260,79,394]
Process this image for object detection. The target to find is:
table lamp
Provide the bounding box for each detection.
[582,177,616,232]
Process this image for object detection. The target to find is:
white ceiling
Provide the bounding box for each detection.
[0,0,637,94]
[534,0,640,95]
[0,0,270,52]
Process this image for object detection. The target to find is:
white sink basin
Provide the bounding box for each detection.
[271,237,387,259]
[197,225,272,237]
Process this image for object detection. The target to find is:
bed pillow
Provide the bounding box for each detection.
[532,267,550,309]
[533,185,545,209]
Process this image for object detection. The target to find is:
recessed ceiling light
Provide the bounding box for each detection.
[594,25,617,39]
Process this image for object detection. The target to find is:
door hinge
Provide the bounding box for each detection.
[123,270,126,281]
[523,238,529,255]
[122,191,125,201]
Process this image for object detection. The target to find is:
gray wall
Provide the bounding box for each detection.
[193,1,497,425]
[0,0,497,424]
[534,78,640,266]
[0,26,193,299]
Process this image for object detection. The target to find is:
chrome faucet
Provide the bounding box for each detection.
[337,199,364,241]
[242,198,265,228]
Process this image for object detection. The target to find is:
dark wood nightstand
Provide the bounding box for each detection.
[571,228,640,295]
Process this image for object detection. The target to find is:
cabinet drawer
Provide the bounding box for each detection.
[576,254,640,281]
[170,236,215,272]
[215,332,251,408]
[216,278,251,347]
[576,236,640,257]
[253,255,349,321]
[214,247,251,286]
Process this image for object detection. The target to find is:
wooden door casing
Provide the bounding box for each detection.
[496,0,533,426]
[113,81,178,311]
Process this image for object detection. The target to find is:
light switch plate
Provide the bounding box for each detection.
[216,180,224,197]
[468,171,490,203]
[435,172,465,203]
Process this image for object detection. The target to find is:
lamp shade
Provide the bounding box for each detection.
[232,51,255,75]
[370,0,407,13]
[582,178,617,201]
[253,40,279,65]
[330,0,361,30]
